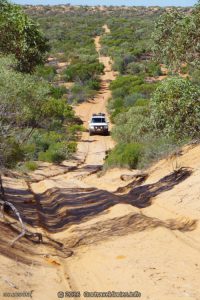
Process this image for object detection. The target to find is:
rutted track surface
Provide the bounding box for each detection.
[3,166,195,233]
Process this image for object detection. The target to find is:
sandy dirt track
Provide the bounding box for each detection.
[75,26,116,166]
[0,25,200,300]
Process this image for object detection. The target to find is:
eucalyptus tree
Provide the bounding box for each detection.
[0,0,49,72]
[150,77,200,139]
[152,3,200,70]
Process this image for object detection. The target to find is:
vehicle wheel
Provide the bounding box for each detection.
[89,131,93,136]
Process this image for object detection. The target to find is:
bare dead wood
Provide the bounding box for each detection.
[0,174,5,200]
[0,174,43,246]
[3,277,18,289]
[0,199,26,247]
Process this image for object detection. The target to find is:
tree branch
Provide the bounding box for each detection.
[0,174,42,246]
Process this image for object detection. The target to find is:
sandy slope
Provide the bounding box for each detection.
[63,144,200,300]
[0,25,200,300]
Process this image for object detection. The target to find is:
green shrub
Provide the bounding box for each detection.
[105,143,144,169]
[132,47,146,58]
[68,124,85,134]
[22,143,37,160]
[32,131,63,153]
[50,86,67,99]
[190,69,200,85]
[38,150,65,164]
[36,65,56,81]
[110,75,144,91]
[113,55,136,74]
[67,141,77,153]
[112,106,150,144]
[87,79,101,90]
[150,77,200,139]
[146,62,162,77]
[126,62,145,75]
[24,161,38,171]
[38,142,66,163]
[3,139,24,168]
[124,94,144,107]
[138,135,189,169]
[64,60,104,83]
[108,75,157,119]
[43,97,74,121]
[134,98,149,107]
[112,87,128,99]
[69,83,98,104]
[130,82,158,97]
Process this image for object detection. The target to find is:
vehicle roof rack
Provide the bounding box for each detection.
[92,113,105,116]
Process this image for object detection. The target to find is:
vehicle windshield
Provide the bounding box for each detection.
[91,117,106,123]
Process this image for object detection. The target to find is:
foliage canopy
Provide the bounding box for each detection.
[0,0,49,72]
[152,4,200,70]
[150,77,200,139]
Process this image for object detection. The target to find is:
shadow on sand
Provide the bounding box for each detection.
[4,167,193,233]
[0,167,197,263]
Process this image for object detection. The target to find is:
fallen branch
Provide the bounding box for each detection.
[3,277,18,289]
[0,199,26,247]
[0,174,42,246]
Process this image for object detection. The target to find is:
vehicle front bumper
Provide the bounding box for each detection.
[89,126,108,133]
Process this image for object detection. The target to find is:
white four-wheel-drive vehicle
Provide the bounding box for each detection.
[88,113,109,136]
